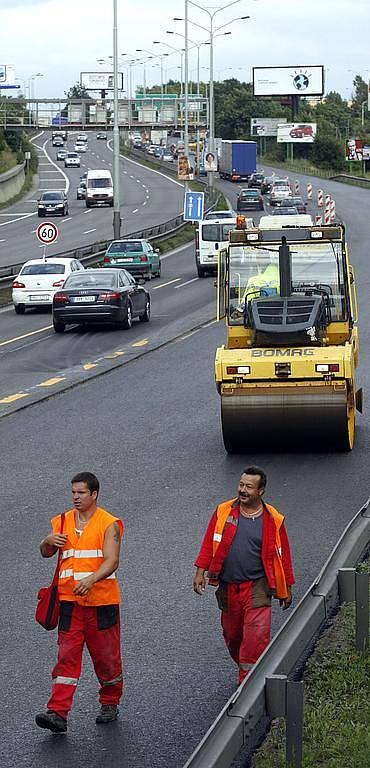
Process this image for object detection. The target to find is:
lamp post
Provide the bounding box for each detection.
[153,41,186,98]
[174,2,249,189]
[136,49,169,99]
[29,73,43,124]
[112,0,121,239]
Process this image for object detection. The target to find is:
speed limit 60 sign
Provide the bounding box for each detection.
[36,221,59,245]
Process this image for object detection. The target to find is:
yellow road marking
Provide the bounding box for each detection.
[152,278,181,290]
[37,377,65,387]
[131,339,148,347]
[104,351,125,359]
[83,363,98,370]
[0,325,52,348]
[0,393,29,404]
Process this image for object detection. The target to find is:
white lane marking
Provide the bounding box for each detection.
[108,162,112,166]
[0,238,6,242]
[0,212,35,216]
[0,212,36,227]
[83,210,92,214]
[152,278,181,290]
[62,217,72,222]
[136,179,141,183]
[130,175,134,178]
[132,208,138,213]
[40,178,65,181]
[175,277,199,289]
[41,138,70,194]
[123,171,127,174]
[142,201,147,206]
[142,184,146,188]
[83,228,96,235]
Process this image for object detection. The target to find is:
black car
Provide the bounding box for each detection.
[52,136,64,147]
[97,132,107,140]
[52,268,150,333]
[38,191,69,217]
[289,196,307,214]
[248,173,264,189]
[261,176,274,195]
[271,206,299,216]
[236,189,264,211]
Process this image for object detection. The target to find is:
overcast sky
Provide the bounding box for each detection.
[0,0,368,101]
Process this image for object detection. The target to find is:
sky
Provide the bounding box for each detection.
[0,0,368,102]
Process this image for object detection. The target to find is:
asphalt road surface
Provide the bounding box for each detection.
[0,165,369,768]
[0,131,184,269]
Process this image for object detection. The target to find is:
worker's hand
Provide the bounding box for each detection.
[279,587,293,611]
[44,533,68,549]
[193,568,206,596]
[73,575,96,596]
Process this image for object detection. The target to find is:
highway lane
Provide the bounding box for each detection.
[0,132,183,269]
[0,242,213,404]
[1,317,370,768]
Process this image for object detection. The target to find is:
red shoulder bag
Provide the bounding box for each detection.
[35,512,66,631]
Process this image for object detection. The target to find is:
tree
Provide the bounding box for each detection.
[64,83,92,100]
[351,75,367,115]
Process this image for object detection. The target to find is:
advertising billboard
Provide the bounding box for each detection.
[362,144,370,160]
[0,64,16,87]
[250,117,287,137]
[80,72,124,91]
[346,139,363,161]
[277,123,317,143]
[178,155,194,180]
[253,66,324,97]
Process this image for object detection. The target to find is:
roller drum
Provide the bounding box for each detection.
[221,390,352,452]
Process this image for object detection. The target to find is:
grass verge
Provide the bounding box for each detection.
[151,223,195,254]
[0,169,35,211]
[252,557,370,768]
[0,148,17,174]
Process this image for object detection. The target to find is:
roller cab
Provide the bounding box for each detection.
[215,220,361,452]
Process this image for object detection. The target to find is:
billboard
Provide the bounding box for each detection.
[277,123,317,143]
[178,155,194,180]
[204,151,218,172]
[80,72,124,91]
[362,144,370,160]
[253,66,324,97]
[346,139,363,161]
[250,117,287,137]
[0,64,16,87]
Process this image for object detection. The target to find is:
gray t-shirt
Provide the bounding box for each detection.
[220,514,264,583]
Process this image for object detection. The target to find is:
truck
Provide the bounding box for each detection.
[218,140,257,182]
[215,217,362,452]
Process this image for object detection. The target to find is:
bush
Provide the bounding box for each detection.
[312,135,346,171]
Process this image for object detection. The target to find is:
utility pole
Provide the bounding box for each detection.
[112,0,121,239]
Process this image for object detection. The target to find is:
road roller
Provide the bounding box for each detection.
[215,216,362,451]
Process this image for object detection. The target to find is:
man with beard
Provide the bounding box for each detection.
[193,467,294,683]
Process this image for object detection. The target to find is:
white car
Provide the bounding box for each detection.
[161,152,174,162]
[77,133,88,143]
[74,143,87,153]
[12,257,84,314]
[65,152,81,168]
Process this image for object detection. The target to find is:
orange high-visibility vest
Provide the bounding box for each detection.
[211,498,288,599]
[51,507,123,606]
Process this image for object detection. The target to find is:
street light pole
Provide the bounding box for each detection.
[112,0,121,239]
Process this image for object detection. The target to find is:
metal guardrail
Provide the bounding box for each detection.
[330,173,370,187]
[0,148,221,291]
[183,498,370,768]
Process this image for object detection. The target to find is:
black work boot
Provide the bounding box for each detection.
[96,704,119,724]
[35,710,67,733]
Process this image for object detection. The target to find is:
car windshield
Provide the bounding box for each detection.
[21,263,66,275]
[40,193,63,200]
[88,178,111,188]
[228,241,346,325]
[201,223,236,242]
[241,190,259,197]
[107,241,143,254]
[64,273,116,289]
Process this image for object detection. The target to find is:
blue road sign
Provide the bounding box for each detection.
[183,191,204,222]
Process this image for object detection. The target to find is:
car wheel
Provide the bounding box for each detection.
[85,201,91,208]
[145,270,152,281]
[157,260,162,278]
[197,266,206,278]
[14,304,25,315]
[121,301,133,330]
[53,320,65,333]
[140,299,151,323]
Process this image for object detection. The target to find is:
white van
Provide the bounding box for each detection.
[259,214,313,229]
[196,216,237,277]
[85,169,113,208]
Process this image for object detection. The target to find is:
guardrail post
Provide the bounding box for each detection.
[338,567,356,602]
[286,681,304,768]
[266,675,303,767]
[355,572,369,654]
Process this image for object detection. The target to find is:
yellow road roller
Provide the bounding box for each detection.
[215,216,362,451]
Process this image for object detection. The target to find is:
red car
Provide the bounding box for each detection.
[290,125,314,139]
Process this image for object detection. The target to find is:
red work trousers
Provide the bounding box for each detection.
[47,603,123,720]
[220,581,271,684]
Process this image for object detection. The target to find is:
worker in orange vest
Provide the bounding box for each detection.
[35,472,124,734]
[194,467,294,683]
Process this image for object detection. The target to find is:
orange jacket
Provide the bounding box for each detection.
[195,499,294,599]
[51,507,123,606]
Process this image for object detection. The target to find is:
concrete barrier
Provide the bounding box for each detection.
[0,163,25,204]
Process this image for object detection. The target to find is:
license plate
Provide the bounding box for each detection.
[119,258,133,262]
[73,296,95,303]
[30,294,50,301]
